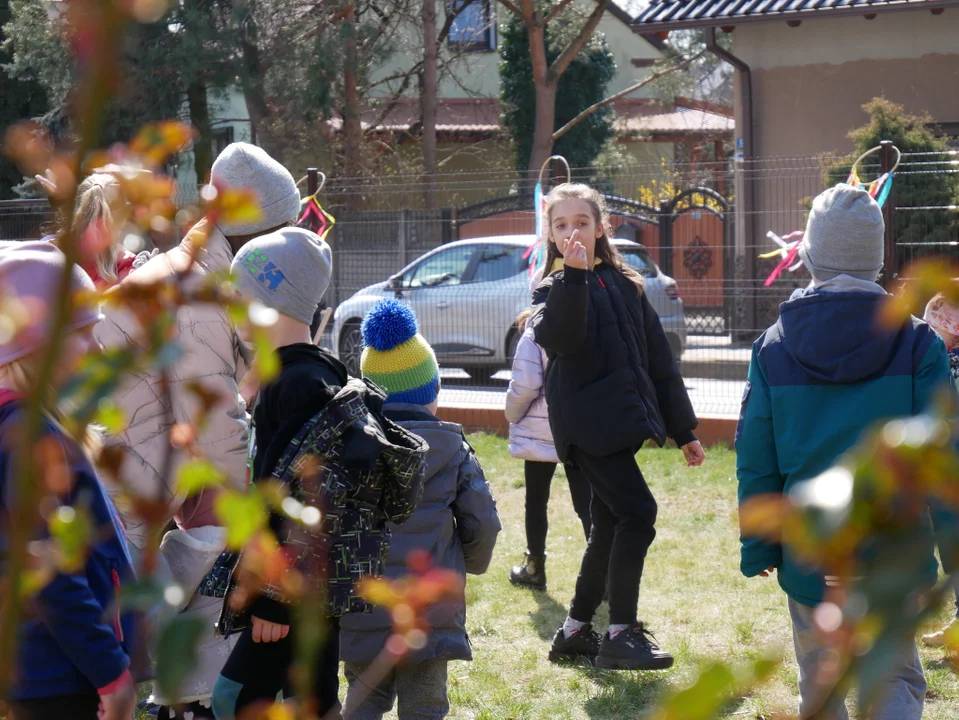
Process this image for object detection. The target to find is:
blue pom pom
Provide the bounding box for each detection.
[361,299,419,351]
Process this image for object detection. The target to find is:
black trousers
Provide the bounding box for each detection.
[567,447,658,626]
[8,693,100,720]
[524,460,591,556]
[215,616,340,718]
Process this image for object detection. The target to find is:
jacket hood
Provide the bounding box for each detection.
[777,280,901,384]
[277,343,349,386]
[384,403,463,479]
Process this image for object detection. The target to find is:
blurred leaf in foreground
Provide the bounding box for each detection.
[216,489,268,550]
[176,458,226,497]
[154,614,205,702]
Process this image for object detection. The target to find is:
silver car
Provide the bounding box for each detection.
[331,235,686,380]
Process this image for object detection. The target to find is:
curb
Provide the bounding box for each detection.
[437,406,736,448]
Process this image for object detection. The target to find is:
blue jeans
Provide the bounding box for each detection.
[344,660,449,720]
[789,598,925,719]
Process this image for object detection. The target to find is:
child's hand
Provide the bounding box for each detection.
[564,231,588,271]
[252,615,290,643]
[681,440,706,467]
[97,674,136,720]
[759,566,777,578]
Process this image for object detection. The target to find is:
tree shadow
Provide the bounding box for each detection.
[581,671,669,719]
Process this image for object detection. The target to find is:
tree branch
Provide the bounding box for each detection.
[552,48,707,142]
[543,0,575,25]
[496,0,525,19]
[547,0,610,84]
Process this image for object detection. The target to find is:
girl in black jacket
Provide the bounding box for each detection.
[531,184,706,671]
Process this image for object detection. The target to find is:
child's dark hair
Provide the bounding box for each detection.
[541,184,643,291]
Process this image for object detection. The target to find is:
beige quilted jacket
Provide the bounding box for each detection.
[96,220,250,550]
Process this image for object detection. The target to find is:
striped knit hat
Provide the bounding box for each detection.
[360,299,440,405]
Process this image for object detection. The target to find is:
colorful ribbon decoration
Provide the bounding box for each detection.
[524,179,548,278]
[761,169,895,286]
[296,193,336,239]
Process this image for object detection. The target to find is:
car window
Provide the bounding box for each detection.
[469,245,528,283]
[620,247,658,277]
[408,246,475,288]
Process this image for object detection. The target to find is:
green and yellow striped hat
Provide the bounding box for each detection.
[360,299,439,406]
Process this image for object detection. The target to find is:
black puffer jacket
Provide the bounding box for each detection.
[531,263,697,462]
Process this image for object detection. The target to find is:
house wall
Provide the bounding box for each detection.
[733,11,959,158]
[371,0,662,101]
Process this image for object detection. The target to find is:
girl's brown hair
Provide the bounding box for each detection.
[541,183,643,292]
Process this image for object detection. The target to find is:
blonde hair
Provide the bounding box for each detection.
[542,183,643,291]
[69,174,126,283]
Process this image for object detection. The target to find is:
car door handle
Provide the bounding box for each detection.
[436,301,450,309]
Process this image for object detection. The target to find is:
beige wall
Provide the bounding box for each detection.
[371,1,662,101]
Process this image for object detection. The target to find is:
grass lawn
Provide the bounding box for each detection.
[427,435,959,720]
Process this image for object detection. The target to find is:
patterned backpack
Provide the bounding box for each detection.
[202,377,428,634]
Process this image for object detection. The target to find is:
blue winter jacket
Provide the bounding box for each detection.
[736,278,957,607]
[0,403,139,699]
[339,404,501,665]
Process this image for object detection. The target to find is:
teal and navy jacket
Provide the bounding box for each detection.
[736,277,956,607]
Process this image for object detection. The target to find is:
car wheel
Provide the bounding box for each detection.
[666,332,683,360]
[506,329,520,366]
[339,321,363,377]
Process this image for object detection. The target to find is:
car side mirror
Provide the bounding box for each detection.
[389,275,404,294]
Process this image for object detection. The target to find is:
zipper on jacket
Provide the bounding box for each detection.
[111,568,124,642]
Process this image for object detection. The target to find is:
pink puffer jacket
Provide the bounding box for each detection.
[505,325,559,463]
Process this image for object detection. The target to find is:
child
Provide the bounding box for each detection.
[505,315,591,590]
[920,292,959,647]
[212,229,427,719]
[532,184,705,670]
[737,184,952,718]
[340,299,501,720]
[0,241,140,720]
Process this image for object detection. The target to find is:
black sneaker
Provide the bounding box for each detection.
[596,622,674,670]
[509,553,546,590]
[548,623,601,663]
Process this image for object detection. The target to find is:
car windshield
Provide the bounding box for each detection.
[620,247,658,277]
[470,245,528,283]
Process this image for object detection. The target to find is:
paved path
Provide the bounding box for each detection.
[439,370,746,419]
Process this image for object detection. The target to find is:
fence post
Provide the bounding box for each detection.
[659,197,674,277]
[879,140,897,286]
[307,167,319,197]
[397,209,408,269]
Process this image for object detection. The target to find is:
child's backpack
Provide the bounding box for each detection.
[206,377,428,634]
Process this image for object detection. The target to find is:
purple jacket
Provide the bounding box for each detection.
[505,325,558,463]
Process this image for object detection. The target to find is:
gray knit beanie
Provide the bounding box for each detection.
[232,228,332,325]
[799,183,885,283]
[209,143,300,237]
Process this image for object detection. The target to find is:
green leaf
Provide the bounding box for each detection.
[117,579,165,612]
[176,458,226,496]
[215,489,268,549]
[154,615,206,701]
[48,505,94,573]
[253,330,279,384]
[650,656,779,720]
[94,401,127,434]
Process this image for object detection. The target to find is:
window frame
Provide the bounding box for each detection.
[447,0,496,52]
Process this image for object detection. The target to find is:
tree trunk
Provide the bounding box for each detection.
[187,78,213,186]
[342,2,363,210]
[525,20,555,187]
[421,0,438,210]
[237,3,269,146]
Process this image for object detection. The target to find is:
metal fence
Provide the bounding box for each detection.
[2,149,957,427]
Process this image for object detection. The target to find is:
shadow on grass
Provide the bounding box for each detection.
[580,671,749,720]
[530,586,569,641]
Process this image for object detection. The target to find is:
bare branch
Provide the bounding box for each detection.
[552,49,707,142]
[547,0,610,84]
[496,0,525,19]
[363,71,418,137]
[543,0,576,25]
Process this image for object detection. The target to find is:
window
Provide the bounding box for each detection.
[408,246,475,287]
[470,245,527,283]
[448,0,495,51]
[620,248,658,277]
[212,127,235,157]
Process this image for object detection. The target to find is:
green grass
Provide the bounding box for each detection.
[428,435,959,720]
[124,437,955,718]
